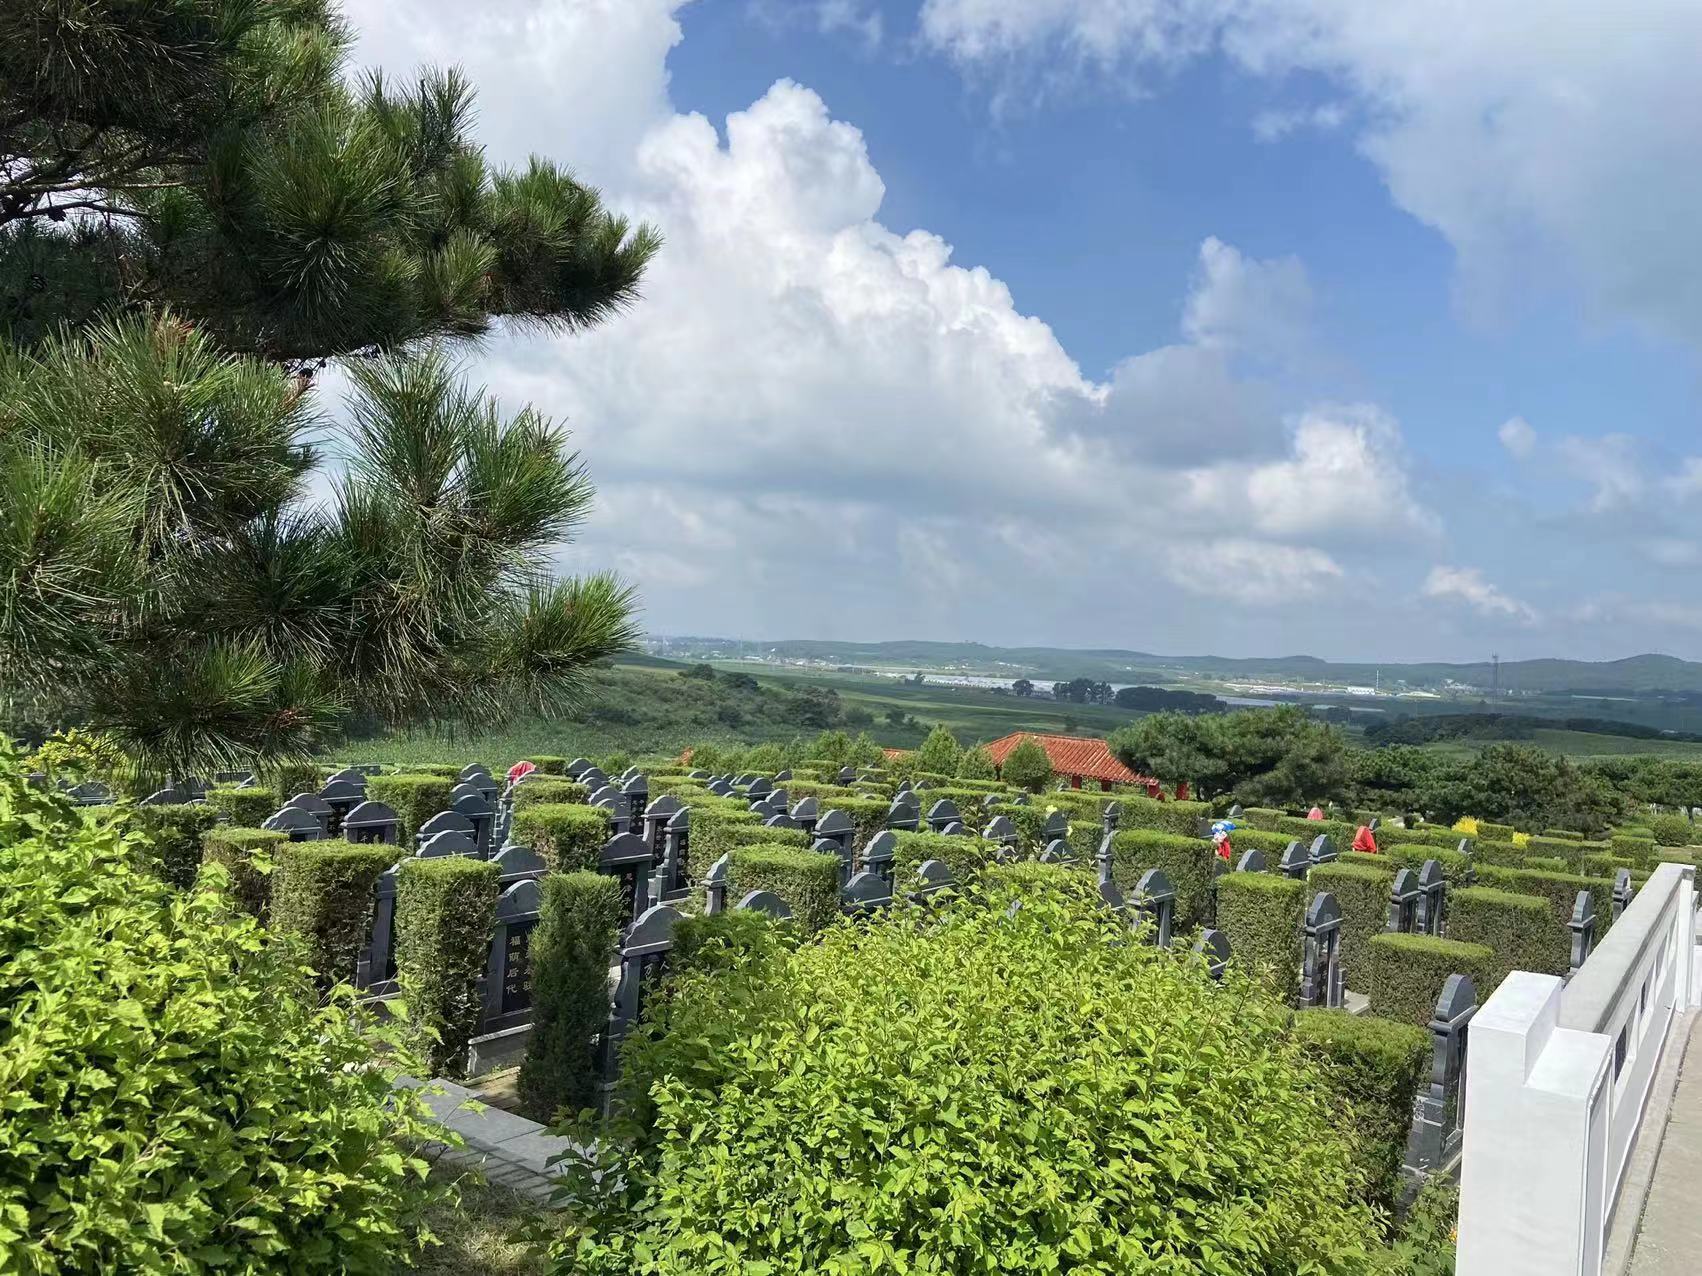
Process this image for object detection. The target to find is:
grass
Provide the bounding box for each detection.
[414,1167,548,1275]
[1418,728,1702,761]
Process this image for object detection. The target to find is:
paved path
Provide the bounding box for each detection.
[401,1076,578,1203]
[1627,1015,1702,1275]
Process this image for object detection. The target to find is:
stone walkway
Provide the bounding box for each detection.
[1627,1015,1702,1275]
[402,1076,578,1203]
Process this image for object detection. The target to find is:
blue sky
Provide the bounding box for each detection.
[346,0,1702,663]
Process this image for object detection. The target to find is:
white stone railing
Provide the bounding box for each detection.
[1456,861,1697,1276]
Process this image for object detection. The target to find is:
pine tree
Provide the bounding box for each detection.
[0,2,657,777]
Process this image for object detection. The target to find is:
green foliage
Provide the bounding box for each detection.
[678,799,763,877]
[1310,863,1396,991]
[669,909,792,979]
[1419,744,1627,835]
[726,846,842,934]
[1110,706,1350,806]
[1446,886,1563,980]
[825,794,898,850]
[891,829,997,885]
[1474,865,1613,940]
[915,724,963,775]
[1364,933,1498,1028]
[520,872,624,1124]
[268,760,325,802]
[1216,873,1306,1001]
[395,856,501,1076]
[976,859,1101,903]
[127,802,220,889]
[1648,812,1698,846]
[1609,833,1657,867]
[528,755,569,774]
[1379,844,1473,883]
[956,743,997,780]
[512,802,612,872]
[1000,736,1054,792]
[205,784,281,827]
[1380,1177,1459,1276]
[1117,792,1213,837]
[368,772,455,842]
[988,800,1055,853]
[271,841,391,985]
[1475,821,1516,842]
[0,743,449,1271]
[199,826,287,918]
[1291,1010,1429,1215]
[511,778,592,808]
[568,889,1379,1274]
[1109,828,1219,927]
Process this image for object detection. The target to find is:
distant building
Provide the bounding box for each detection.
[982,732,1185,798]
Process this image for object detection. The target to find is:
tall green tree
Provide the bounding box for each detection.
[916,723,963,775]
[0,2,657,776]
[1001,737,1054,793]
[1109,707,1349,807]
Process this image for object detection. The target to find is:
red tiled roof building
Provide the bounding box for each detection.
[982,732,1187,799]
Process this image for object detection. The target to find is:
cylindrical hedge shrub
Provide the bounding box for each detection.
[511,779,593,809]
[1291,1009,1428,1215]
[129,803,220,890]
[727,846,842,934]
[891,829,997,885]
[527,755,570,775]
[200,827,289,919]
[725,823,811,852]
[1380,843,1472,882]
[271,841,392,985]
[1364,933,1498,1027]
[1308,863,1394,993]
[1446,886,1563,980]
[511,802,613,872]
[1112,794,1211,838]
[267,761,324,802]
[683,800,766,877]
[394,856,501,1077]
[1475,821,1517,842]
[205,786,281,828]
[1109,829,1218,928]
[366,773,456,843]
[519,871,624,1123]
[1474,865,1614,939]
[1216,873,1306,1001]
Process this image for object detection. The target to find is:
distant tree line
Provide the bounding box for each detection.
[1365,712,1702,747]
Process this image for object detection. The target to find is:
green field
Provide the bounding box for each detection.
[1416,727,1702,762]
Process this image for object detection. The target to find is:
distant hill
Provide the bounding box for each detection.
[650,638,1702,695]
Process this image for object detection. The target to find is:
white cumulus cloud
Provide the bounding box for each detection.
[1498,416,1537,460]
[1423,565,1538,624]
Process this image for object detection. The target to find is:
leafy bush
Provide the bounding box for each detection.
[725,823,811,853]
[1475,821,1517,842]
[1109,828,1218,927]
[367,773,456,843]
[205,785,281,827]
[1000,736,1054,792]
[200,826,288,918]
[1364,933,1498,1028]
[987,800,1054,853]
[669,909,792,978]
[956,744,996,780]
[271,841,391,985]
[1648,813,1698,847]
[916,724,964,775]
[1216,873,1306,1001]
[268,761,325,802]
[512,802,612,871]
[891,829,997,884]
[1380,844,1472,883]
[680,799,764,876]
[976,859,1102,904]
[1446,886,1562,980]
[395,856,501,1076]
[1380,1176,1459,1276]
[568,888,1378,1274]
[1474,865,1613,939]
[520,872,625,1123]
[528,755,570,775]
[1291,1010,1428,1215]
[1309,863,1394,991]
[1116,793,1212,838]
[1469,838,1529,867]
[828,794,899,849]
[0,747,448,1272]
[726,846,842,933]
[1608,834,1657,867]
[512,779,592,808]
[128,802,220,889]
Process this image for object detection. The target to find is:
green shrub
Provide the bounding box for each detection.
[987,801,1056,853]
[267,761,325,802]
[271,842,391,985]
[528,755,570,775]
[892,829,996,885]
[1109,828,1218,927]
[1471,838,1529,867]
[1223,827,1305,859]
[1383,826,1465,851]
[725,823,810,853]
[1649,813,1698,847]
[1475,865,1613,939]
[396,763,465,779]
[1291,1010,1428,1215]
[512,779,593,808]
[670,909,792,980]
[199,827,288,918]
[1581,851,1637,879]
[205,785,281,827]
[395,856,501,1077]
[128,803,220,889]
[1240,806,1287,828]
[1446,886,1562,980]
[1657,847,1698,866]
[916,725,964,775]
[1364,933,1498,1028]
[1115,794,1212,838]
[1215,874,1306,1001]
[1380,843,1472,882]
[520,872,625,1123]
[956,744,997,780]
[829,794,899,849]
[977,859,1101,904]
[1542,829,1585,841]
[681,800,764,877]
[512,802,612,872]
[1000,737,1055,792]
[367,773,456,843]
[1309,863,1393,992]
[0,748,447,1272]
[1475,821,1516,842]
[579,889,1379,1274]
[1609,834,1657,867]
[726,846,842,933]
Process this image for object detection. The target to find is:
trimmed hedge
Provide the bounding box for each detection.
[200,827,288,919]
[130,803,220,889]
[1470,838,1530,868]
[526,755,570,775]
[1216,873,1305,1001]
[394,763,464,779]
[726,824,811,853]
[976,859,1101,905]
[1114,794,1212,838]
[512,779,593,809]
[830,795,899,850]
[267,762,324,803]
[988,802,1055,854]
[1222,827,1304,859]
[271,841,391,985]
[1380,844,1472,883]
[1475,865,1613,940]
[205,786,281,828]
[1309,863,1393,993]
[892,829,997,885]
[1364,933,1498,1028]
[1291,1010,1428,1214]
[1609,835,1657,868]
[1384,825,1467,851]
[1109,829,1219,928]
[395,856,501,1077]
[519,872,625,1123]
[366,774,455,843]
[686,801,767,878]
[511,802,612,872]
[1475,822,1516,842]
[1446,886,1562,980]
[726,846,841,934]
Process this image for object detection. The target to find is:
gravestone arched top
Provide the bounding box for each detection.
[623,903,682,955]
[600,831,653,867]
[843,870,890,907]
[491,845,547,879]
[941,821,970,837]
[452,790,493,818]
[792,795,820,820]
[565,758,594,778]
[1417,859,1445,890]
[320,778,365,803]
[1042,810,1068,837]
[1194,927,1231,967]
[1236,849,1268,873]
[1456,837,1473,856]
[927,798,961,822]
[745,777,774,799]
[621,773,649,795]
[1134,868,1176,903]
[862,830,896,861]
[913,859,954,890]
[495,878,542,920]
[1391,867,1419,899]
[703,852,731,885]
[417,830,478,858]
[448,782,482,804]
[1434,972,1478,1023]
[1570,888,1597,925]
[287,792,332,815]
[765,812,802,830]
[1039,838,1071,862]
[326,767,366,785]
[644,794,683,820]
[736,890,793,919]
[1309,834,1336,860]
[1008,793,1031,807]
[261,807,321,836]
[1228,804,1244,818]
[1306,891,1342,929]
[688,768,710,780]
[816,809,853,838]
[774,769,793,781]
[1278,841,1309,875]
[982,815,1016,840]
[1099,878,1127,911]
[344,800,398,826]
[666,806,690,832]
[458,763,491,781]
[418,810,474,839]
